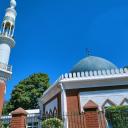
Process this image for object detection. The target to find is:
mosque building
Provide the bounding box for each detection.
[39,55,128,127]
[1,0,128,128]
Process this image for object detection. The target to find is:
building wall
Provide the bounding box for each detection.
[79,89,128,111]
[42,85,128,115]
[66,86,128,112]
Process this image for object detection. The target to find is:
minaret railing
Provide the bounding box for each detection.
[0,62,12,72]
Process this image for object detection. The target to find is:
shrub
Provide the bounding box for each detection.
[0,122,9,128]
[105,105,128,112]
[42,118,63,128]
[105,106,128,128]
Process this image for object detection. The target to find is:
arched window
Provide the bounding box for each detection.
[49,109,53,116]
[102,99,116,109]
[120,98,128,106]
[53,107,58,117]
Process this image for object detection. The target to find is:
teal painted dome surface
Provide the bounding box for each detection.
[71,56,117,73]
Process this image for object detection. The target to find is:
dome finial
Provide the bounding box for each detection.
[10,0,16,9]
[86,48,91,57]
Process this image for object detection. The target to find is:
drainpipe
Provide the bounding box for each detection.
[60,82,68,128]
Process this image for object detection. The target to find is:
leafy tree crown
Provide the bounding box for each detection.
[3,73,50,114]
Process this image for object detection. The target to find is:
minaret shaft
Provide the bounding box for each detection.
[0,43,11,65]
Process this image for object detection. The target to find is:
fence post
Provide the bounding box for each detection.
[98,111,107,128]
[84,100,99,128]
[10,107,28,128]
[0,81,6,117]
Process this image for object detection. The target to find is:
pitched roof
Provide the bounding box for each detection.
[83,100,98,109]
[11,107,28,115]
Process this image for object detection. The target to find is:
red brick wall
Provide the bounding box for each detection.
[0,81,5,117]
[66,90,80,112]
[85,111,99,128]
[66,90,102,128]
[98,111,106,128]
[10,115,27,128]
[66,90,84,128]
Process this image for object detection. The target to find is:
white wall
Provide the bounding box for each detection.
[79,89,128,111]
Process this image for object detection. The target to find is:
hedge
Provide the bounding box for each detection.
[105,106,128,128]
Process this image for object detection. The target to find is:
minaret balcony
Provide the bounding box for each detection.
[0,62,12,72]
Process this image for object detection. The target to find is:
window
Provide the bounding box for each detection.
[27,122,38,128]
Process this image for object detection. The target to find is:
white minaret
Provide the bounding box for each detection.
[0,0,17,116]
[0,0,17,81]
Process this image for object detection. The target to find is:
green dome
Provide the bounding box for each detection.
[71,56,117,73]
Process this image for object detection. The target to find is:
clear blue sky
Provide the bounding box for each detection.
[1,0,128,100]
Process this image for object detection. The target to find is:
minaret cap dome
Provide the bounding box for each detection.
[71,56,118,73]
[10,0,16,8]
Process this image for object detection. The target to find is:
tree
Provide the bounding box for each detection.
[2,101,9,115]
[3,73,50,114]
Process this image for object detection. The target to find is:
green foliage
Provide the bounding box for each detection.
[106,105,128,112]
[2,101,9,115]
[0,121,9,128]
[42,118,63,128]
[3,73,50,114]
[105,106,128,128]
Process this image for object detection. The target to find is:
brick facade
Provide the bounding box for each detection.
[85,111,99,128]
[66,90,80,112]
[66,90,85,128]
[66,90,103,128]
[84,100,99,128]
[0,81,5,117]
